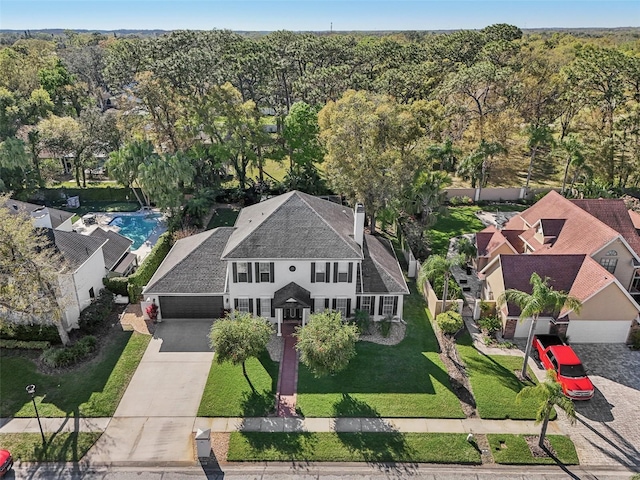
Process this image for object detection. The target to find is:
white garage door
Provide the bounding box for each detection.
[566,320,631,343]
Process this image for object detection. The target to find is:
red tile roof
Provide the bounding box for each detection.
[572,199,640,257]
[501,229,525,253]
[475,225,515,256]
[629,209,640,230]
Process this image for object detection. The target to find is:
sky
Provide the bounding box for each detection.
[0,0,638,31]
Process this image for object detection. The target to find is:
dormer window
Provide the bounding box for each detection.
[605,250,618,256]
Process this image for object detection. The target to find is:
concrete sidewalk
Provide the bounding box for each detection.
[0,417,110,434]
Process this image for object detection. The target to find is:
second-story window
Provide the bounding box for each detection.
[315,262,326,282]
[338,262,349,282]
[599,257,618,274]
[237,262,248,282]
[259,262,271,282]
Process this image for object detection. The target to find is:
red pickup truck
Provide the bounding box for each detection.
[532,334,594,400]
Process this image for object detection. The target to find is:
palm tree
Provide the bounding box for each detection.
[418,254,465,314]
[427,139,461,173]
[558,135,586,195]
[524,125,555,190]
[497,273,582,379]
[456,237,477,267]
[457,140,506,199]
[517,370,576,448]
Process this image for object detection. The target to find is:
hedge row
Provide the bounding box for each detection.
[78,291,115,334]
[103,277,129,296]
[0,323,62,344]
[0,339,50,350]
[25,187,134,203]
[41,336,97,368]
[127,232,173,301]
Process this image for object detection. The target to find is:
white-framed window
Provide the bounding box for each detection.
[336,298,348,317]
[260,297,271,318]
[599,257,618,274]
[259,262,271,282]
[236,298,250,313]
[360,296,371,313]
[382,296,395,316]
[338,262,349,282]
[314,297,325,313]
[315,262,326,282]
[237,262,248,282]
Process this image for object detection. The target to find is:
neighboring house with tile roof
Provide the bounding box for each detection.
[477,191,640,343]
[143,191,409,334]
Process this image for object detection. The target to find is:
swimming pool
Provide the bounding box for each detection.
[108,214,162,249]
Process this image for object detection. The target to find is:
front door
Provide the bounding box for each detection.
[283,307,301,321]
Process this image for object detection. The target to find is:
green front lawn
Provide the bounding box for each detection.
[0,331,150,418]
[487,434,578,465]
[198,351,279,417]
[228,432,481,464]
[206,207,240,230]
[296,283,465,418]
[457,333,543,420]
[0,432,101,462]
[427,206,485,255]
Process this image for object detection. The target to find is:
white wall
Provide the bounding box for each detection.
[227,260,359,299]
[566,320,632,343]
[57,273,80,330]
[513,317,555,338]
[72,248,107,320]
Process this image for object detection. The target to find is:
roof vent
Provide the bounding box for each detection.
[11,204,18,210]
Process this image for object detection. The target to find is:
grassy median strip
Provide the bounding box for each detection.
[198,351,278,417]
[0,432,102,462]
[227,432,482,464]
[1,331,150,418]
[456,333,544,420]
[487,434,578,465]
[296,284,465,418]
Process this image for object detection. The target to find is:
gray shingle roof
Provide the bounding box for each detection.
[5,199,74,229]
[221,191,362,260]
[144,228,233,294]
[48,230,106,272]
[89,227,133,270]
[360,234,409,294]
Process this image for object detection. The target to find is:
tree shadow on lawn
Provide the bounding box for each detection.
[240,389,276,417]
[240,431,316,463]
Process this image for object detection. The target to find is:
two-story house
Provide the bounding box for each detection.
[143,191,409,334]
[476,191,640,343]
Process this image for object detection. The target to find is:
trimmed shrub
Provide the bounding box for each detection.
[436,310,464,335]
[630,329,640,350]
[352,309,371,335]
[78,290,114,334]
[478,315,502,337]
[378,316,393,338]
[41,335,98,368]
[0,339,50,350]
[127,232,173,301]
[103,276,129,296]
[0,323,62,344]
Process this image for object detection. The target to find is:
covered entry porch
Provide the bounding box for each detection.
[273,282,312,336]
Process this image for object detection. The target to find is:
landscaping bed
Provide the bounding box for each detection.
[487,434,578,465]
[0,432,101,462]
[295,283,465,418]
[227,432,482,464]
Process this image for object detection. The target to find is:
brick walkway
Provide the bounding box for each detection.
[118,303,156,335]
[276,323,299,417]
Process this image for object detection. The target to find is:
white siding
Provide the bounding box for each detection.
[70,248,107,326]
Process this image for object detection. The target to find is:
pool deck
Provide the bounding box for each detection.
[72,209,167,262]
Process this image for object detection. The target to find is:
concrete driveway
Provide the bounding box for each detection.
[556,344,640,469]
[84,320,215,465]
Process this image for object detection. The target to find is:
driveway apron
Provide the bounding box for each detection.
[84,320,214,465]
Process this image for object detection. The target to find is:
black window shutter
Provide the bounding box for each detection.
[232,262,238,283]
[378,296,383,316]
[271,302,275,317]
[311,298,316,311]
[369,298,375,315]
[346,299,351,316]
[247,263,252,283]
[249,298,254,314]
[234,298,238,309]
[325,262,331,283]
[324,298,329,309]
[332,299,336,310]
[356,297,361,310]
[348,262,353,282]
[270,262,275,283]
[255,263,260,283]
[311,262,316,283]
[333,262,338,283]
[256,299,261,316]
[393,296,398,315]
